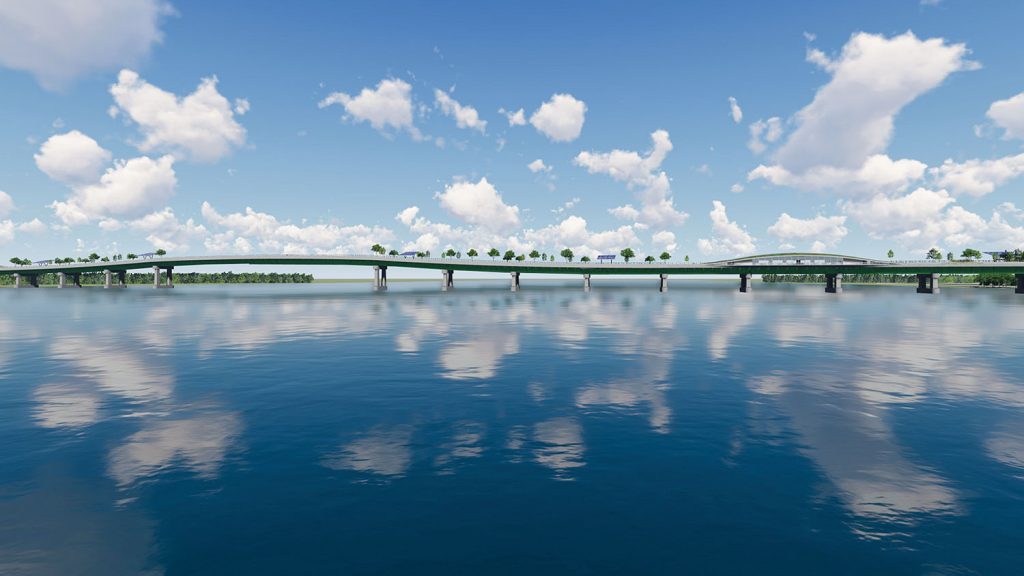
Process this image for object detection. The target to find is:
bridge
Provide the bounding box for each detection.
[2,252,1024,294]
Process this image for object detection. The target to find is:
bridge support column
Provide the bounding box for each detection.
[825,273,842,294]
[72,273,82,287]
[739,273,753,293]
[117,270,127,288]
[58,272,66,288]
[153,266,160,288]
[583,274,591,292]
[441,269,454,291]
[510,271,520,292]
[104,269,112,289]
[28,275,39,288]
[152,266,173,288]
[1014,274,1024,294]
[373,266,388,291]
[14,273,20,288]
[659,274,668,292]
[916,273,940,294]
[166,268,173,288]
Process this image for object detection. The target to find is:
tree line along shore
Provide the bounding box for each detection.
[761,273,1017,286]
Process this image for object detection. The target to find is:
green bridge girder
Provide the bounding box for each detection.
[3,253,1024,277]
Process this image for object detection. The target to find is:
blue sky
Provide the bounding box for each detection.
[2,0,1024,269]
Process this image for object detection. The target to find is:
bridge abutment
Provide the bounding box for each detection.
[510,271,520,292]
[739,273,753,293]
[825,273,843,294]
[916,273,940,294]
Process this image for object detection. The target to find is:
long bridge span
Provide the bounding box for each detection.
[2,252,1024,294]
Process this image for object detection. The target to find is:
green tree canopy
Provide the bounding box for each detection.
[620,247,636,262]
[370,243,384,254]
[580,255,591,262]
[155,249,167,256]
[659,251,671,261]
[529,249,540,260]
[926,248,942,260]
[488,248,499,259]
[887,249,894,259]
[445,248,457,258]
[961,248,982,260]
[644,255,655,263]
[388,249,399,256]
[560,248,574,262]
[467,248,478,258]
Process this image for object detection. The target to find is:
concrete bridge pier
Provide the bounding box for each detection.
[117,270,127,288]
[104,269,113,289]
[1016,274,1024,294]
[739,273,753,293]
[58,272,66,288]
[510,271,520,292]
[659,274,668,292]
[14,273,20,288]
[152,266,174,289]
[373,265,388,290]
[583,274,591,292]
[72,273,82,287]
[825,273,843,294]
[441,269,454,291]
[916,273,940,294]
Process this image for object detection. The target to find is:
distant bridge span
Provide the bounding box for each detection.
[2,252,1024,293]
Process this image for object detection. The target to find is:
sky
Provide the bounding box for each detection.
[2,0,1024,273]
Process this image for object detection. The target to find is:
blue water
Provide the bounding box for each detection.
[1,280,1023,574]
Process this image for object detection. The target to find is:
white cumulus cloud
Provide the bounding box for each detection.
[527,159,551,173]
[530,93,586,142]
[51,154,177,224]
[930,153,1024,197]
[34,130,113,185]
[697,200,756,256]
[747,117,782,154]
[0,0,172,90]
[0,190,12,217]
[435,178,520,233]
[767,213,848,249]
[751,31,977,193]
[574,130,688,227]
[434,89,486,133]
[500,107,526,126]
[110,69,248,162]
[728,96,743,123]
[987,92,1024,140]
[319,78,419,138]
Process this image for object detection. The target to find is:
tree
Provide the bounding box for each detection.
[9,257,25,266]
[560,248,574,262]
[887,249,894,259]
[529,249,540,260]
[644,255,655,263]
[503,249,516,261]
[961,248,982,260]
[947,251,954,261]
[445,248,457,258]
[101,256,110,262]
[541,252,547,261]
[155,248,167,256]
[370,243,384,255]
[424,250,431,258]
[684,255,690,262]
[515,254,526,261]
[388,249,399,256]
[926,248,942,260]
[88,252,100,261]
[580,255,591,262]
[488,248,499,260]
[127,253,138,260]
[660,251,671,262]
[416,251,426,258]
[467,248,478,259]
[620,247,636,262]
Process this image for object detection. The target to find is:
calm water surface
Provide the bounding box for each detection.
[1,281,1023,574]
